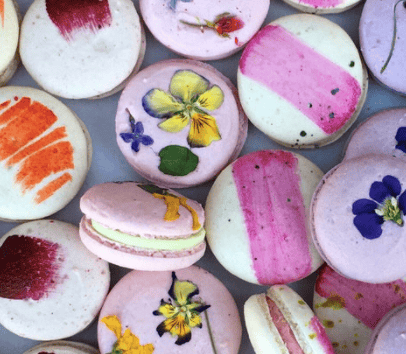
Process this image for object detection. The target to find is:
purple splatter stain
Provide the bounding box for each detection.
[38,352,55,354]
[46,0,112,41]
[0,235,62,300]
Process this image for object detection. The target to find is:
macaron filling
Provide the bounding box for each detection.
[91,220,205,251]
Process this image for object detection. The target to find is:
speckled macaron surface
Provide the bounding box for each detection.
[0,86,91,221]
[20,0,145,99]
[0,220,110,340]
[238,14,367,148]
[140,0,270,61]
[23,341,99,354]
[360,0,406,95]
[205,150,324,285]
[116,59,248,188]
[281,0,362,14]
[98,265,242,354]
[0,0,19,86]
[311,155,406,283]
[344,108,406,161]
[313,264,406,354]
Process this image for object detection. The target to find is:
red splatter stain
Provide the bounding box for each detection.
[0,0,4,28]
[46,0,112,41]
[0,235,62,300]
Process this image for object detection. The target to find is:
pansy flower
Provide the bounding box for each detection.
[352,175,406,239]
[142,70,223,148]
[153,272,210,345]
[395,127,406,153]
[120,113,154,153]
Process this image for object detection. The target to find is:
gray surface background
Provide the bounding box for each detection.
[2,0,406,353]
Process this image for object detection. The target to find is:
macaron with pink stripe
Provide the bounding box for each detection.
[205,150,324,285]
[313,264,406,354]
[237,14,367,149]
[281,0,362,14]
[245,285,335,354]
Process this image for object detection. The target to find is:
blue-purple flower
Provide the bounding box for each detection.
[352,175,406,239]
[395,127,406,153]
[120,115,153,153]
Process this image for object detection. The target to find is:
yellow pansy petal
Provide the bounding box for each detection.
[173,279,198,305]
[143,89,183,118]
[156,302,179,318]
[170,70,209,102]
[101,315,122,339]
[158,113,189,133]
[188,311,203,328]
[195,85,224,111]
[188,112,221,148]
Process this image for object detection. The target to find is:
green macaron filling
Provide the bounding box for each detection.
[91,220,205,251]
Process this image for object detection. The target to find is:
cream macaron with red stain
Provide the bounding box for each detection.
[19,0,145,99]
[23,341,99,354]
[205,150,324,286]
[0,0,19,86]
[282,0,362,14]
[245,285,335,354]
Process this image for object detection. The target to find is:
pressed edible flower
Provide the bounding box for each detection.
[120,113,154,153]
[395,127,406,153]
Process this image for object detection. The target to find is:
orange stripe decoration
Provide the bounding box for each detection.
[0,100,11,111]
[35,172,72,204]
[0,97,31,125]
[0,0,4,28]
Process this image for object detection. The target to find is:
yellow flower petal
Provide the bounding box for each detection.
[188,311,203,328]
[173,279,198,305]
[195,85,224,111]
[156,301,179,319]
[101,315,122,339]
[170,70,209,102]
[158,113,189,133]
[188,112,221,147]
[117,328,139,351]
[162,314,191,339]
[143,89,183,118]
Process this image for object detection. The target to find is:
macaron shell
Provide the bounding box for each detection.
[344,108,406,161]
[116,59,248,188]
[205,150,324,285]
[140,0,270,61]
[310,155,406,283]
[98,266,242,354]
[0,220,110,340]
[238,14,367,148]
[20,0,144,99]
[281,0,362,14]
[0,86,91,221]
[23,341,99,354]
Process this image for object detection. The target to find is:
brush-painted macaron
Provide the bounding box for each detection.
[0,220,110,340]
[281,0,362,14]
[0,0,19,86]
[23,341,98,354]
[244,285,335,354]
[116,59,248,188]
[0,86,92,222]
[205,150,324,286]
[238,14,367,148]
[344,108,406,161]
[19,0,145,99]
[79,182,206,270]
[313,264,406,354]
[139,0,270,61]
[98,265,242,354]
[310,154,406,283]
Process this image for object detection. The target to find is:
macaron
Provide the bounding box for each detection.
[139,0,270,61]
[98,265,242,354]
[116,59,248,188]
[364,303,406,353]
[281,0,362,14]
[19,0,145,99]
[205,150,324,286]
[0,86,92,222]
[244,284,335,354]
[360,0,406,95]
[23,341,98,354]
[79,181,206,270]
[310,154,406,283]
[0,220,110,340]
[0,0,19,86]
[344,108,406,161]
[238,14,367,148]
[313,264,406,354]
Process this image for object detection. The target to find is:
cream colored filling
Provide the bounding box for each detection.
[91,220,205,251]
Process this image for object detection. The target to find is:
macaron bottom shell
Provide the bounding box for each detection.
[23,340,99,354]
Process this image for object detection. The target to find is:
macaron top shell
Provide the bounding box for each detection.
[282,0,362,14]
[140,0,270,61]
[311,155,406,283]
[23,341,99,354]
[80,182,205,237]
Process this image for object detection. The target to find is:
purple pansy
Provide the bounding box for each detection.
[352,175,406,239]
[120,116,153,153]
[395,127,406,153]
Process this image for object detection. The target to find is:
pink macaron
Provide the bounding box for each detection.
[79,181,206,270]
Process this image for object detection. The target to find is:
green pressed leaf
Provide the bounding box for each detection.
[158,145,199,176]
[138,184,168,195]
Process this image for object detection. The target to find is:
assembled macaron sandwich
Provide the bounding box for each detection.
[79,182,206,270]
